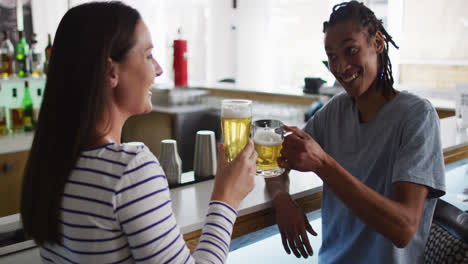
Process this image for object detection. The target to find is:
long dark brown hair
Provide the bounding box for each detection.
[20,1,140,245]
[323,1,399,99]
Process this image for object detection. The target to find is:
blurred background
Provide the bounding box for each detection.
[2,0,467,92]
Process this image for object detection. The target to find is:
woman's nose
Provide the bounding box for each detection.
[154,59,163,77]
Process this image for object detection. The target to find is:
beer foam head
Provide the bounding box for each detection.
[254,130,283,146]
[221,100,252,119]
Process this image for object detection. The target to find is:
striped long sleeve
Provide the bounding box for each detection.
[39,143,238,264]
[115,147,237,264]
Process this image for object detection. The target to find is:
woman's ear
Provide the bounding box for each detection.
[107,58,119,89]
[374,31,385,54]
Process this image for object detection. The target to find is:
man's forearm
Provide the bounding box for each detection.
[265,170,291,204]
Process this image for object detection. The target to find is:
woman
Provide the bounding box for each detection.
[21,2,257,263]
[266,1,445,263]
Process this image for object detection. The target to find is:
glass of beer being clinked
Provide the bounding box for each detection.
[221,99,252,162]
[252,119,285,177]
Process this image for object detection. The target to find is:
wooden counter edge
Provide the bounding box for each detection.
[183,192,323,253]
[444,144,468,165]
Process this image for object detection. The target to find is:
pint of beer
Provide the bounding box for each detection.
[252,120,285,177]
[221,99,252,162]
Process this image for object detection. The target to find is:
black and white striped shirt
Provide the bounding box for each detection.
[40,143,237,263]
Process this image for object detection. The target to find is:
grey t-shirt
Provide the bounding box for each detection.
[303,91,446,264]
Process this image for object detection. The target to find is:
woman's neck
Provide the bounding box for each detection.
[90,105,128,148]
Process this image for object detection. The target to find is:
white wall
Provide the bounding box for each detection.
[399,0,468,62]
[31,0,68,56]
[235,0,273,91]
[30,0,467,90]
[205,0,236,84]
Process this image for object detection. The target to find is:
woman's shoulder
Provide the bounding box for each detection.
[118,142,157,164]
[81,142,155,165]
[119,142,149,154]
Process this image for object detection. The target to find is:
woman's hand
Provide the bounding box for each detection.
[278,126,328,173]
[273,192,317,258]
[211,139,258,209]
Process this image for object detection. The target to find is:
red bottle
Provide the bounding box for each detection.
[173,28,187,87]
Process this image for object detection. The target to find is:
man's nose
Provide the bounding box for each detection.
[335,57,350,75]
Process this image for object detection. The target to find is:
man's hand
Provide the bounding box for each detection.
[278,125,328,173]
[273,192,317,258]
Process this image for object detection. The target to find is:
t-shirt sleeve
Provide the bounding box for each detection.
[392,106,446,198]
[303,104,326,145]
[114,148,237,264]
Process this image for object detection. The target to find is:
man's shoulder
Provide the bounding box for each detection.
[318,92,354,115]
[394,91,435,114]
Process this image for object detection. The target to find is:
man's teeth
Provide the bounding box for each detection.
[342,73,358,82]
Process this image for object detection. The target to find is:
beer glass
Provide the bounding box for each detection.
[252,119,285,177]
[221,99,252,162]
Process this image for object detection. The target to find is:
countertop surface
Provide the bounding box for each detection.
[0,132,34,155]
[0,170,322,234]
[439,117,468,152]
[172,170,322,234]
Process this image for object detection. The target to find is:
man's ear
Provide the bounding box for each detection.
[374,31,385,54]
[107,58,119,89]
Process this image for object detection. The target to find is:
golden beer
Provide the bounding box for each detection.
[221,99,252,162]
[252,120,285,177]
[222,117,252,162]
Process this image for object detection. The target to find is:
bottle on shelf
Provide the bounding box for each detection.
[0,85,7,135]
[44,33,52,75]
[9,87,23,132]
[0,30,15,78]
[30,33,42,77]
[16,31,30,78]
[30,80,44,123]
[22,81,34,131]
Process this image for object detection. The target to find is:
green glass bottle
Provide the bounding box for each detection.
[44,33,52,74]
[22,81,34,131]
[16,31,29,77]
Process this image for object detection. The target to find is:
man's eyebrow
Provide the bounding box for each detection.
[340,38,356,45]
[325,38,356,51]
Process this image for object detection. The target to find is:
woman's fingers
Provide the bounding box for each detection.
[248,140,258,161]
[245,139,257,161]
[217,143,227,165]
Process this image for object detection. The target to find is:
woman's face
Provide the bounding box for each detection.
[324,20,383,98]
[114,20,163,115]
